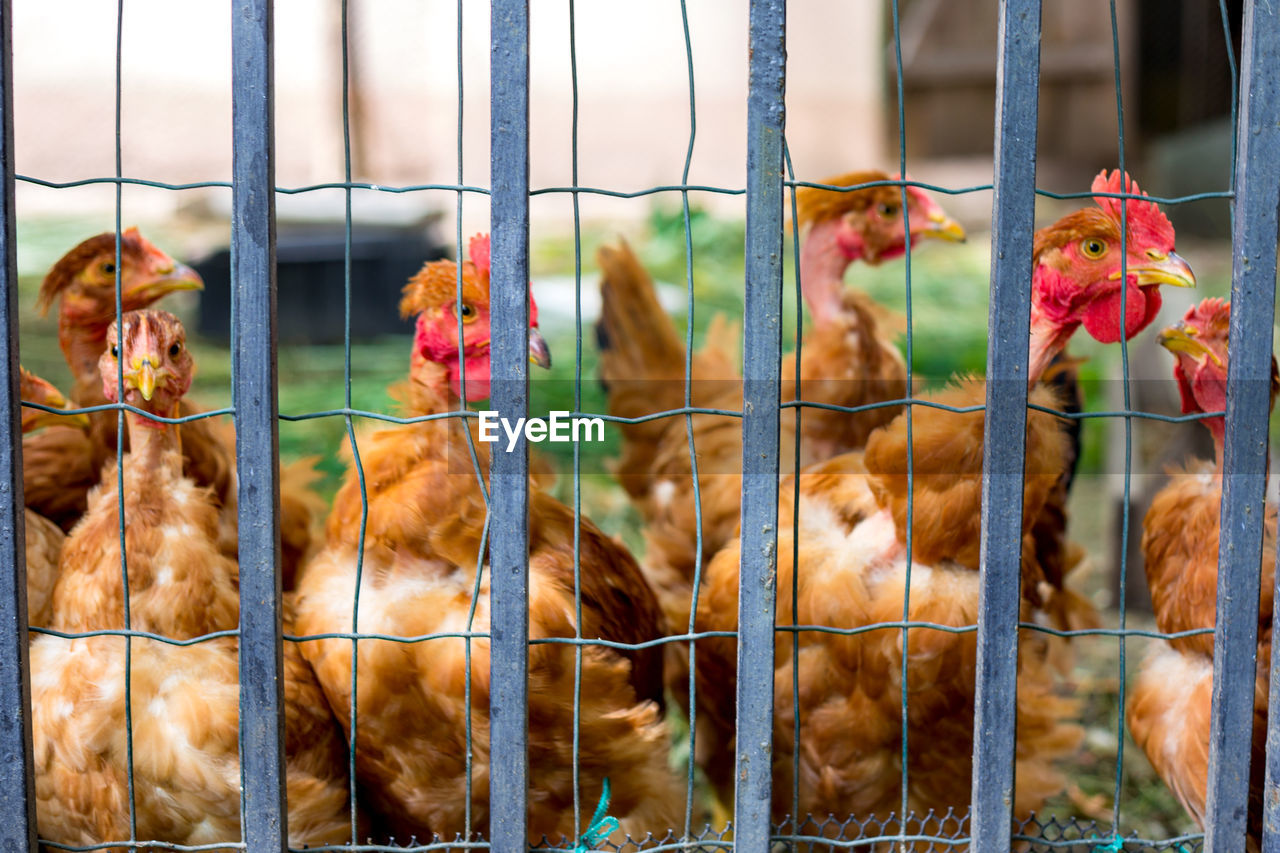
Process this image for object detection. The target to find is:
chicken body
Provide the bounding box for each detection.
[694,385,1082,827]
[24,509,65,631]
[1128,299,1275,849]
[598,174,961,582]
[598,174,963,716]
[18,366,88,630]
[295,239,682,843]
[690,171,1194,832]
[30,311,349,852]
[1129,461,1271,847]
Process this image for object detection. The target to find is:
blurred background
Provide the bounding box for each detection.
[9,0,1260,841]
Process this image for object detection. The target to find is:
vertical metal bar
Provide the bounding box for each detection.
[489,1,531,850]
[232,1,287,849]
[0,0,36,849]
[733,2,785,850]
[972,0,1041,849]
[1214,1,1280,849]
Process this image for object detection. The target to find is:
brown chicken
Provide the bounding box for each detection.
[29,310,349,851]
[32,228,321,585]
[692,171,1195,834]
[597,173,965,711]
[1128,298,1275,850]
[18,366,88,630]
[598,172,964,574]
[29,228,208,528]
[295,235,682,844]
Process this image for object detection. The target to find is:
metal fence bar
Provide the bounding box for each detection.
[1211,0,1280,848]
[0,0,36,849]
[489,1,532,850]
[971,0,1042,848]
[231,1,288,849]
[733,1,785,850]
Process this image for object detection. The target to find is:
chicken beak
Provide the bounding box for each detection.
[135,360,158,401]
[125,261,205,305]
[528,328,552,369]
[1120,251,1197,290]
[919,210,967,243]
[1157,323,1221,366]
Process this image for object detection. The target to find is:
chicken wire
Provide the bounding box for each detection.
[0,0,1277,852]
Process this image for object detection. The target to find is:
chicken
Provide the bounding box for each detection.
[29,310,349,851]
[32,228,321,586]
[597,173,965,713]
[29,228,207,529]
[17,366,88,630]
[1128,298,1275,850]
[295,235,682,844]
[598,171,964,575]
[692,170,1195,832]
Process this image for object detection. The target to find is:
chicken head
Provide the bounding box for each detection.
[99,309,194,423]
[37,228,203,325]
[1028,170,1197,380]
[795,170,966,265]
[1159,298,1279,450]
[793,170,964,318]
[401,233,551,400]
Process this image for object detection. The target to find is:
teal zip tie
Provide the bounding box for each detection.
[1090,833,1125,851]
[574,778,619,853]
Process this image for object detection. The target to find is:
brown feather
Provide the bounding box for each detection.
[23,425,96,531]
[32,312,349,850]
[1131,461,1273,848]
[297,357,681,843]
[24,509,65,631]
[692,383,1086,837]
[595,236,909,711]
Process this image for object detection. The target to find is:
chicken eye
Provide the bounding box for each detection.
[456,303,477,322]
[877,202,898,218]
[101,262,116,275]
[168,342,182,358]
[1080,238,1107,259]
[110,344,119,358]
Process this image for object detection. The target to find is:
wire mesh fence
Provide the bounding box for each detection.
[1,0,1279,852]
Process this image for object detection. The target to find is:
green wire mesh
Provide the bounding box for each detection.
[12,1,1254,851]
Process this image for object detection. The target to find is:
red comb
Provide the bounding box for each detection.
[1183,296,1228,326]
[1090,170,1175,250]
[465,232,540,327]
[468,233,491,273]
[1181,296,1231,346]
[123,226,168,262]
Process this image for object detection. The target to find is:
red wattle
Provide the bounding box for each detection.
[835,228,865,262]
[450,350,492,401]
[1081,283,1159,343]
[1173,361,1199,414]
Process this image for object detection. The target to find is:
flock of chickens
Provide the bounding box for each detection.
[10,168,1270,850]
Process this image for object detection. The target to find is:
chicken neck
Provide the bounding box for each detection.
[123,406,183,473]
[59,307,118,407]
[1206,417,1227,477]
[1027,308,1079,389]
[798,217,856,321]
